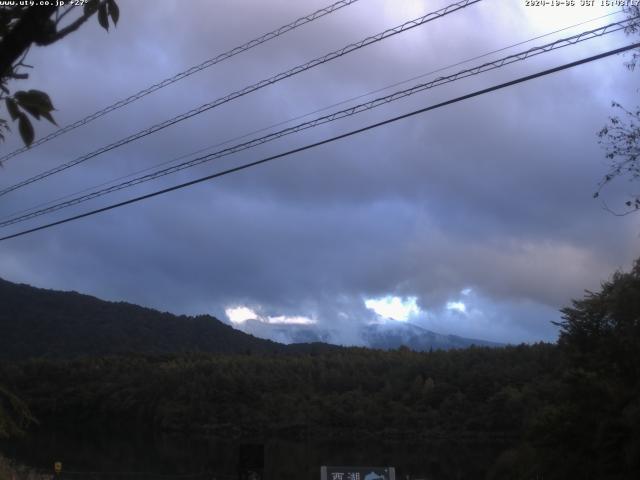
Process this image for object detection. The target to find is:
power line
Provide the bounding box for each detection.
[0,0,361,164]
[1,41,637,243]
[0,17,633,229]
[2,9,623,223]
[0,0,482,198]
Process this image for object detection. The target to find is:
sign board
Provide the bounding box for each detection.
[321,466,395,480]
[54,462,62,474]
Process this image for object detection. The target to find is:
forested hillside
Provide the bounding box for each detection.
[0,344,558,440]
[0,278,497,356]
[0,278,296,359]
[1,258,639,479]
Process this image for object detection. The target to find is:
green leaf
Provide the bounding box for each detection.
[107,0,119,25]
[14,90,55,121]
[5,98,19,121]
[98,2,109,31]
[27,90,54,111]
[18,103,41,120]
[17,113,34,146]
[84,0,99,16]
[14,90,53,110]
[40,110,57,126]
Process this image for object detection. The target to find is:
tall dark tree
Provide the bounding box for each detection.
[544,259,640,478]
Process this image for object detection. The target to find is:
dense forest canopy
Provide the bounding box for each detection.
[1,261,639,479]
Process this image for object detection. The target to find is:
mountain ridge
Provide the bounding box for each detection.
[362,319,503,350]
[235,316,503,349]
[0,278,500,360]
[0,277,303,359]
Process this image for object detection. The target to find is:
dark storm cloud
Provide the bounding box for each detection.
[0,0,638,344]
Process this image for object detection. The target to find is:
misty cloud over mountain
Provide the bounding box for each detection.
[0,0,638,344]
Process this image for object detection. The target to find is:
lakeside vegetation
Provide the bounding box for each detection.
[0,344,559,441]
[1,259,639,479]
[0,454,47,480]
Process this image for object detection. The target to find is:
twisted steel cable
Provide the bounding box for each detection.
[2,9,622,222]
[0,17,633,229]
[2,41,638,243]
[0,0,482,198]
[0,0,361,163]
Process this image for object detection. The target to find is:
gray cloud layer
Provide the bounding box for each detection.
[1,0,638,344]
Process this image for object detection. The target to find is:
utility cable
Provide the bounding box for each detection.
[0,0,482,198]
[1,41,637,243]
[0,0,361,163]
[1,9,624,223]
[0,17,634,228]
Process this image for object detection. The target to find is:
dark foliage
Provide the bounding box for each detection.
[0,1,119,146]
[2,259,640,478]
[531,259,640,479]
[0,384,36,439]
[0,344,559,443]
[595,6,640,214]
[489,259,640,479]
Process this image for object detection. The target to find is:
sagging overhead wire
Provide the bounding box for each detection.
[0,0,483,198]
[0,17,635,229]
[0,0,361,164]
[1,41,638,243]
[2,9,623,223]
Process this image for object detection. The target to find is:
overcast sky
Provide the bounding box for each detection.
[0,0,638,345]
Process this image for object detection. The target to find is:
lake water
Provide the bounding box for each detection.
[1,430,508,480]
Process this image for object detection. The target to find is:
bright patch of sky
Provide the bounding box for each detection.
[446,301,467,313]
[225,306,315,325]
[364,295,420,321]
[417,289,560,344]
[226,287,559,345]
[267,315,316,325]
[225,306,256,324]
[361,288,558,343]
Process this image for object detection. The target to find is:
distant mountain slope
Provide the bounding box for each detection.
[238,319,334,345]
[0,278,295,360]
[0,278,498,360]
[362,320,503,350]
[235,316,502,351]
